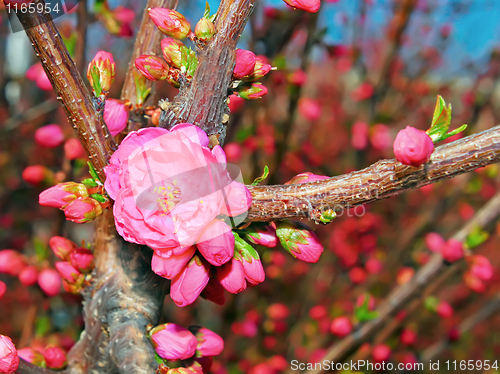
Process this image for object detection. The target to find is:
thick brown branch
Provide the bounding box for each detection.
[16,0,117,180]
[302,191,500,374]
[160,0,257,144]
[248,125,500,222]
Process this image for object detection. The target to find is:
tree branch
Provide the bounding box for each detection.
[15,0,117,180]
[248,125,500,222]
[302,191,500,374]
[159,0,257,145]
[16,360,64,374]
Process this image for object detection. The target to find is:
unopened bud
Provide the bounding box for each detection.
[87,51,115,95]
[276,220,324,263]
[49,236,77,260]
[17,347,45,367]
[63,197,103,224]
[195,18,215,41]
[135,55,170,81]
[161,38,184,69]
[39,182,89,209]
[238,82,268,100]
[69,248,94,273]
[243,56,272,82]
[149,8,191,39]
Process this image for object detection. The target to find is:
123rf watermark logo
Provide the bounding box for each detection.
[1,0,79,33]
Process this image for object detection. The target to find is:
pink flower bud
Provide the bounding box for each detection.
[55,261,82,283]
[64,138,87,160]
[152,246,196,280]
[283,0,320,12]
[22,165,52,185]
[238,83,268,99]
[37,268,62,296]
[17,347,45,367]
[135,55,170,81]
[150,323,197,360]
[309,305,327,320]
[18,266,38,286]
[234,234,265,285]
[200,277,225,306]
[425,232,445,252]
[220,182,252,217]
[189,326,224,357]
[372,344,391,362]
[63,197,103,224]
[349,267,367,284]
[276,220,324,263]
[330,316,351,337]
[34,124,65,148]
[228,95,245,113]
[233,49,256,79]
[0,281,6,300]
[195,18,216,41]
[463,271,486,293]
[161,38,184,69]
[440,239,464,262]
[69,248,94,273]
[243,56,272,81]
[0,250,26,276]
[149,8,191,39]
[113,6,135,23]
[49,236,77,260]
[244,223,278,248]
[400,328,417,345]
[468,255,493,281]
[43,346,67,369]
[216,256,247,294]
[285,172,329,184]
[393,126,434,167]
[39,182,89,209]
[0,335,19,373]
[87,51,116,93]
[436,301,453,318]
[197,220,235,266]
[267,303,289,320]
[171,255,211,307]
[298,98,321,121]
[104,99,128,136]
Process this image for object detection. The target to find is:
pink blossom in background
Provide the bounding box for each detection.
[37,269,62,296]
[400,328,417,345]
[227,95,245,113]
[22,165,52,185]
[223,142,242,162]
[288,69,307,86]
[298,98,322,121]
[0,281,6,299]
[64,138,87,160]
[352,82,374,101]
[0,250,26,276]
[34,124,65,148]
[440,239,464,262]
[436,301,453,318]
[43,347,67,369]
[330,317,352,337]
[372,344,391,362]
[0,335,19,373]
[351,121,369,150]
[370,124,392,151]
[26,63,52,91]
[17,348,45,366]
[150,323,197,360]
[468,255,493,281]
[425,232,445,252]
[393,126,434,167]
[103,99,129,136]
[266,303,289,320]
[18,266,38,286]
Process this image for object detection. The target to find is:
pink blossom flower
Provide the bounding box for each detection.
[351,121,369,150]
[425,232,445,252]
[39,183,89,209]
[233,49,256,79]
[224,142,242,162]
[151,246,196,280]
[43,346,67,369]
[64,138,87,160]
[17,347,45,367]
[63,197,102,223]
[276,220,324,263]
[104,124,251,251]
[400,328,417,345]
[0,335,19,373]
[0,250,26,276]
[220,182,252,217]
[69,248,94,273]
[34,124,65,148]
[197,220,235,266]
[0,281,6,300]
[25,63,52,91]
[267,303,289,320]
[18,266,38,286]
[216,257,247,294]
[38,269,62,296]
[150,323,197,360]
[330,316,351,337]
[104,99,129,136]
[440,239,464,262]
[370,124,392,151]
[49,236,77,260]
[372,344,391,362]
[393,126,434,167]
[298,98,321,121]
[285,172,329,185]
[171,255,211,307]
[189,326,224,357]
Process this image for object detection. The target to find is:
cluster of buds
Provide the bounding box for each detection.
[149,323,224,373]
[231,49,272,100]
[87,51,116,97]
[424,233,465,262]
[39,170,111,225]
[464,255,494,293]
[50,236,94,294]
[94,0,135,38]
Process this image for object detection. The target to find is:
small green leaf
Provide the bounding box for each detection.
[153,351,165,365]
[251,165,269,186]
[465,227,489,249]
[134,72,151,107]
[354,294,379,322]
[91,194,107,203]
[33,238,49,262]
[424,296,439,312]
[35,315,51,337]
[203,1,211,19]
[87,162,102,182]
[82,178,98,188]
[89,65,103,97]
[426,95,467,143]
